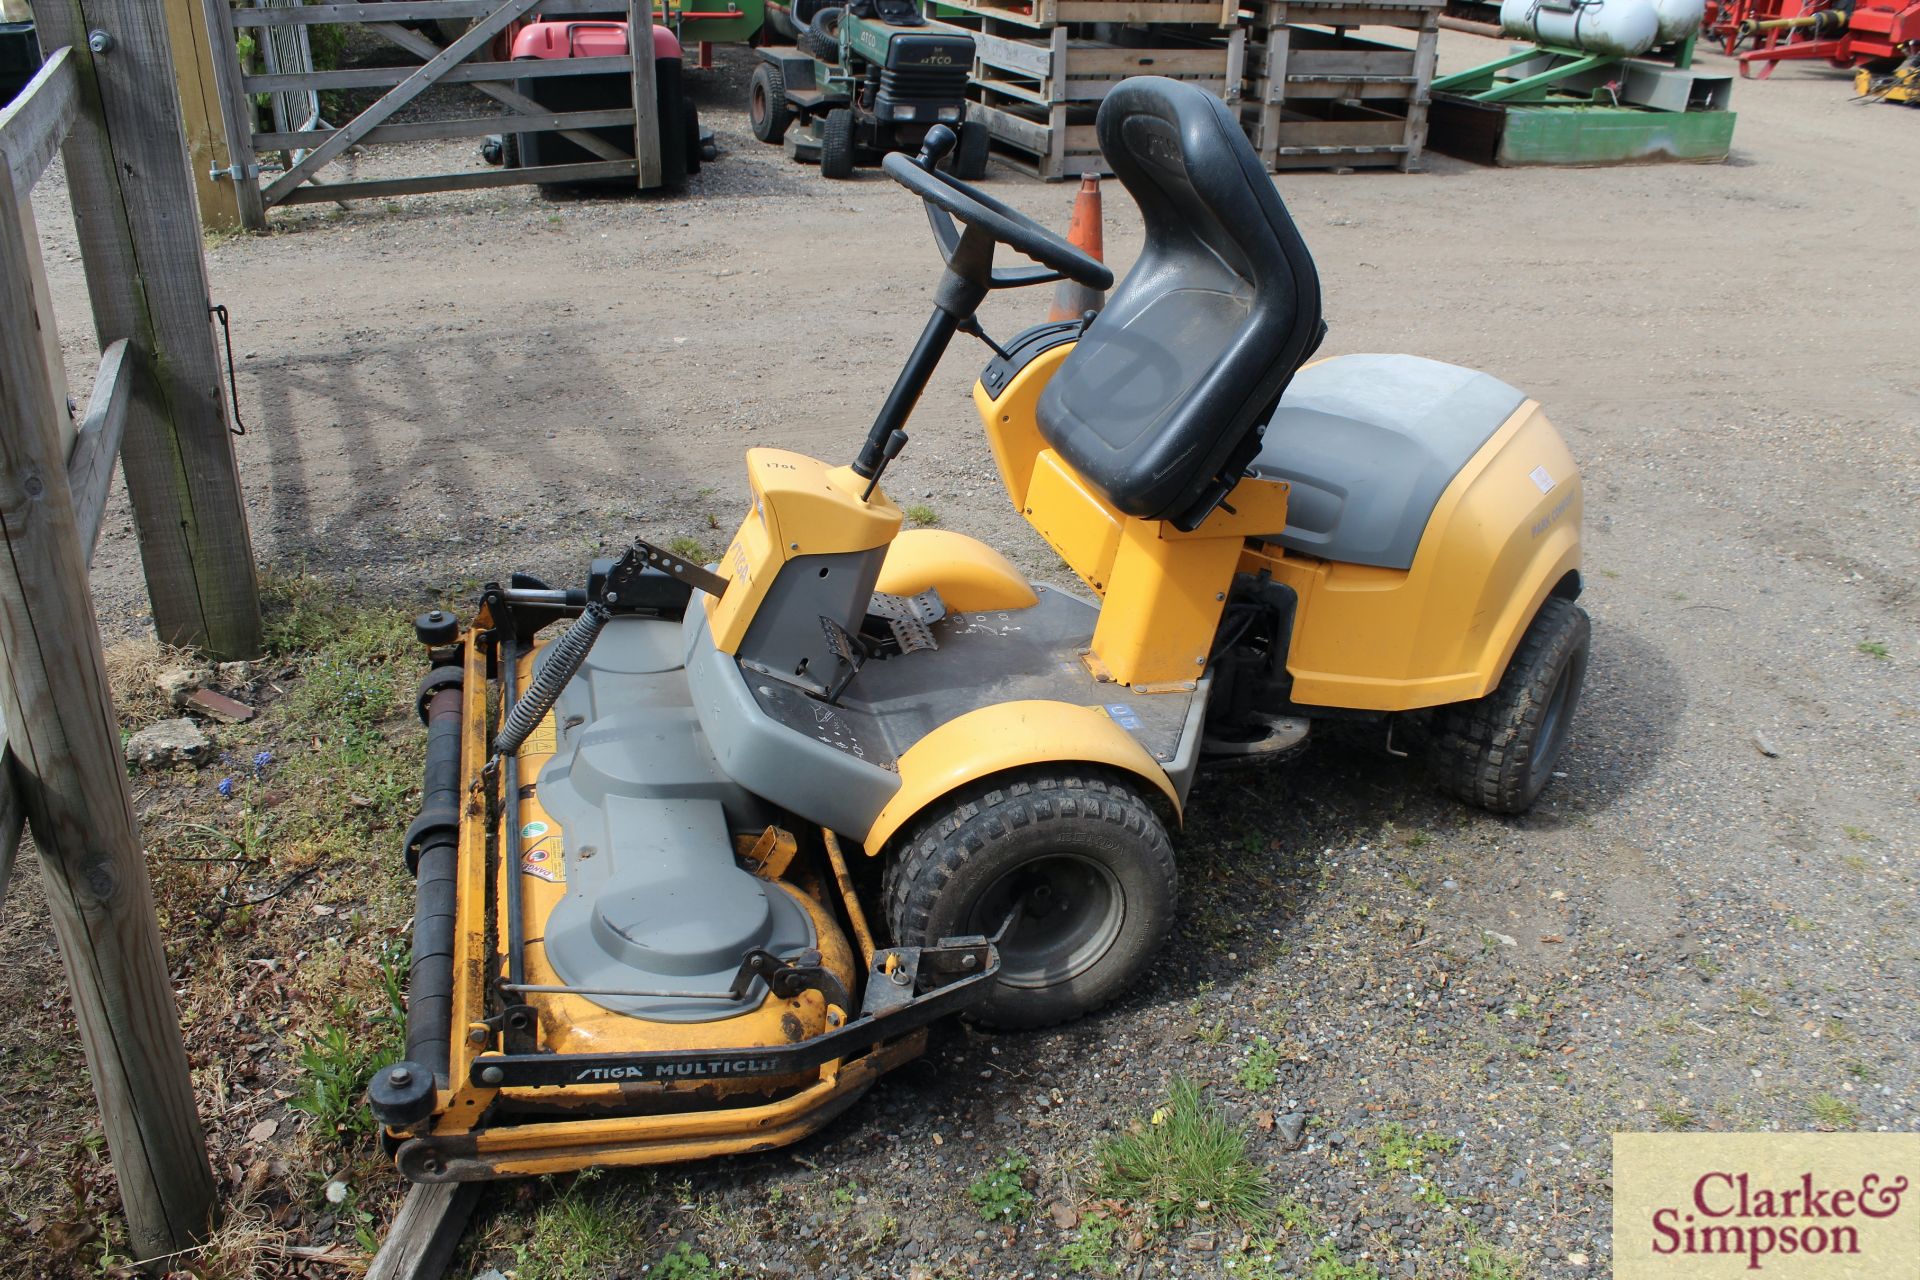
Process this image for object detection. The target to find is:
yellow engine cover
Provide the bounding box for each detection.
[1247,400,1582,711]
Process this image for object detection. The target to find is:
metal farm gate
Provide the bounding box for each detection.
[200,0,667,228]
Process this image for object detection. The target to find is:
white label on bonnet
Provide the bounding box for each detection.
[1530,465,1556,495]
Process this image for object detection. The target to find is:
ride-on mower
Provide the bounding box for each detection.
[748,0,987,180]
[370,77,1588,1181]
[480,18,710,191]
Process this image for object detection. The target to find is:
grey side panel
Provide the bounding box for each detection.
[736,548,886,699]
[685,608,904,840]
[1166,679,1212,805]
[1250,354,1527,570]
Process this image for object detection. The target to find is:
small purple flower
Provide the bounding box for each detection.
[251,750,273,776]
[218,777,235,798]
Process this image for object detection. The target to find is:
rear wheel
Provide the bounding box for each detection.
[1430,596,1590,814]
[953,119,990,180]
[883,770,1176,1029]
[749,61,794,143]
[820,108,857,179]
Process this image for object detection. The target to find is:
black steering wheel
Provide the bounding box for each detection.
[882,127,1113,293]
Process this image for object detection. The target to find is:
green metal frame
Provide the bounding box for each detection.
[1431,45,1611,103]
[1430,33,1699,105]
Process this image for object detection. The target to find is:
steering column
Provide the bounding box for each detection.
[850,125,1114,496]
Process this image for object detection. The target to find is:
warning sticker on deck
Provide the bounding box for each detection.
[519,821,561,882]
[521,714,558,757]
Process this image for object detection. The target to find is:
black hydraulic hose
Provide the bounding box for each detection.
[493,601,609,757]
[406,685,464,1079]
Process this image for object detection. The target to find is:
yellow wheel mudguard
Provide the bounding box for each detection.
[875,529,1038,613]
[862,700,1180,854]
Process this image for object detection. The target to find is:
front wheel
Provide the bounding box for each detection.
[883,770,1176,1030]
[819,108,857,179]
[952,119,990,181]
[1430,596,1590,814]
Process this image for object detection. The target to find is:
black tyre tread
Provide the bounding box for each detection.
[1431,597,1590,814]
[749,61,794,143]
[953,120,990,180]
[820,108,857,179]
[881,770,1175,1030]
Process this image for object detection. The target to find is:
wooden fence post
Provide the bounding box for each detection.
[0,142,217,1265]
[627,0,661,187]
[163,0,245,231]
[37,0,264,658]
[198,0,266,230]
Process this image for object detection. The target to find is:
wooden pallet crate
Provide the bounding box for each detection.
[967,89,1107,179]
[1240,0,1440,171]
[940,13,1245,105]
[935,0,1238,32]
[1257,100,1418,168]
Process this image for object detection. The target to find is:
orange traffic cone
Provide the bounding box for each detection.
[1047,173,1106,323]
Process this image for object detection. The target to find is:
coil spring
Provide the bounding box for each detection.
[492,602,610,757]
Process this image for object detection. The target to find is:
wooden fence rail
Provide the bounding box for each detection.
[1,0,257,1260]
[203,0,664,227]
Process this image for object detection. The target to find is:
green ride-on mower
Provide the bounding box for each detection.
[748,0,988,180]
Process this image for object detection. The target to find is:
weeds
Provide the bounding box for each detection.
[668,535,708,562]
[1856,641,1889,658]
[1373,1122,1458,1177]
[1096,1078,1270,1227]
[288,1015,396,1141]
[1236,1036,1283,1092]
[1464,1240,1525,1280]
[513,1178,650,1280]
[967,1154,1034,1222]
[905,504,940,527]
[1809,1093,1859,1130]
[1273,1194,1315,1234]
[656,1241,718,1279]
[1050,1212,1121,1276]
[1654,1106,1695,1131]
[1308,1240,1383,1280]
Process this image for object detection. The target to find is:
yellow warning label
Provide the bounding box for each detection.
[522,713,557,757]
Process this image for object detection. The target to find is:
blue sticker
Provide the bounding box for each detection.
[1105,703,1145,731]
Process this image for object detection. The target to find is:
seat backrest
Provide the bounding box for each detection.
[1035,77,1324,530]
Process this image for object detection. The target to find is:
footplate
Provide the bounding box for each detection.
[466,937,998,1089]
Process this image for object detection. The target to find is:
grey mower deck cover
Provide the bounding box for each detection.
[535,617,814,1022]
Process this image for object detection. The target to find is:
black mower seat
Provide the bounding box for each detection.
[1035,77,1324,531]
[1250,354,1528,570]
